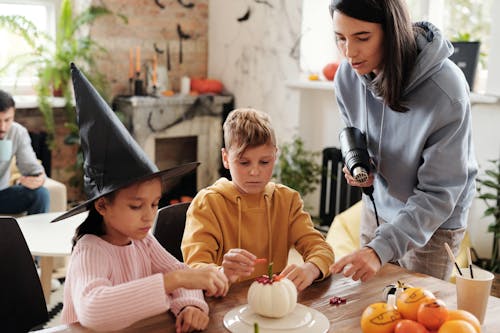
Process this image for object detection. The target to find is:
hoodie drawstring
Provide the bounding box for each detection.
[264,194,272,262]
[237,196,242,248]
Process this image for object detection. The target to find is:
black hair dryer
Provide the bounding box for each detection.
[339,127,374,195]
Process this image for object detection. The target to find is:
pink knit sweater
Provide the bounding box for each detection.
[61,233,208,331]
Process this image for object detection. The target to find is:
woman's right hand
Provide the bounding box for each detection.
[343,166,374,188]
[164,267,229,297]
[221,248,256,283]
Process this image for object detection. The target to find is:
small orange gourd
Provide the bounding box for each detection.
[322,62,339,81]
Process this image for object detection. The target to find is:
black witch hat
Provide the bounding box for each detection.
[51,63,198,222]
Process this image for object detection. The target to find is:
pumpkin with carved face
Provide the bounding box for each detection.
[247,272,297,318]
[396,287,436,321]
[360,302,402,333]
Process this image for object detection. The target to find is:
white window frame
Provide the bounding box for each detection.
[0,0,59,95]
[300,0,500,96]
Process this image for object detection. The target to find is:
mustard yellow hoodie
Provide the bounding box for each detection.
[181,178,334,281]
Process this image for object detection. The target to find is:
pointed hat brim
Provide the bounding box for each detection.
[51,161,199,222]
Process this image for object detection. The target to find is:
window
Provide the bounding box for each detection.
[0,0,58,95]
[301,0,499,95]
[300,0,339,75]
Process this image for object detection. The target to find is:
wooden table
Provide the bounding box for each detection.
[37,264,500,332]
[17,211,88,303]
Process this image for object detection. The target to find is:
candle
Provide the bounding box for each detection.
[180,76,190,95]
[136,46,141,73]
[152,53,157,86]
[128,48,134,79]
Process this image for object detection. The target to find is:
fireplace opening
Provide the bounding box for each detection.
[155,136,198,208]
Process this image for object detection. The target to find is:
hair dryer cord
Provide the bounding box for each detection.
[368,193,380,227]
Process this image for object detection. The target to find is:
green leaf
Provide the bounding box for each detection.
[273,136,321,198]
[488,223,500,233]
[479,193,498,200]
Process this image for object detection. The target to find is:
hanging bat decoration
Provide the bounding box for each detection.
[254,0,273,9]
[154,0,165,9]
[154,43,164,54]
[177,0,195,9]
[177,24,191,64]
[237,7,251,22]
[166,41,171,71]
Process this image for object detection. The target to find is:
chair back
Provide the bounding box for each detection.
[152,202,191,262]
[319,147,362,226]
[0,217,48,332]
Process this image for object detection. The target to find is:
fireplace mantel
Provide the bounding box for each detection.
[114,94,233,190]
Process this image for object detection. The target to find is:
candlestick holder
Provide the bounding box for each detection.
[134,80,144,96]
[128,78,134,95]
[134,72,144,96]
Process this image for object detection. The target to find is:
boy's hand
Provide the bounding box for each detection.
[221,248,256,283]
[176,306,209,333]
[281,262,320,292]
[164,267,229,297]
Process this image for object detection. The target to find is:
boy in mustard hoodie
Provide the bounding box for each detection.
[181,108,334,292]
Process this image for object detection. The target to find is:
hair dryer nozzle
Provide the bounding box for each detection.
[352,166,369,183]
[339,127,371,184]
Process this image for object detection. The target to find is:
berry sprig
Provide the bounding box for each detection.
[254,262,284,284]
[329,296,347,306]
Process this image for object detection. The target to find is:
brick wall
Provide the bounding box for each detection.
[90,0,209,97]
[15,1,210,204]
[15,108,83,203]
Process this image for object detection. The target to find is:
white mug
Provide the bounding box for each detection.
[0,139,12,162]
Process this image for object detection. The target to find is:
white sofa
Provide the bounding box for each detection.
[9,158,68,214]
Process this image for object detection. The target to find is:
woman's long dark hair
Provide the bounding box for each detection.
[71,194,116,249]
[330,0,418,112]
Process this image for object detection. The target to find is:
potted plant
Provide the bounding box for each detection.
[273,136,321,210]
[474,158,500,297]
[1,0,126,201]
[0,0,126,145]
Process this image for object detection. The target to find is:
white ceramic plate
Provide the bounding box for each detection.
[223,303,329,333]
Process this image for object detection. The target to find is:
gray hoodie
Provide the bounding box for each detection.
[0,122,44,190]
[333,22,477,264]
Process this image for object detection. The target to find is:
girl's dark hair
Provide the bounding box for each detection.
[330,0,418,112]
[71,194,116,249]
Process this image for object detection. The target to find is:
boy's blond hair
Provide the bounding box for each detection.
[223,108,276,157]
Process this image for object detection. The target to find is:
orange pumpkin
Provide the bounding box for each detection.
[397,287,436,321]
[437,320,476,333]
[322,62,339,81]
[360,302,402,333]
[446,310,481,333]
[395,319,430,333]
[417,299,448,330]
[190,78,223,94]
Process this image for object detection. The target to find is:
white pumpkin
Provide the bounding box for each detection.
[247,277,297,318]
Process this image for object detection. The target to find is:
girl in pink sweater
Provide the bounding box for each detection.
[61,177,229,332]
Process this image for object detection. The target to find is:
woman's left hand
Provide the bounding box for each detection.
[342,166,374,188]
[281,262,320,292]
[329,247,382,282]
[176,306,209,333]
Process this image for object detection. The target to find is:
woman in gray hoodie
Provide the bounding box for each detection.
[329,0,477,281]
